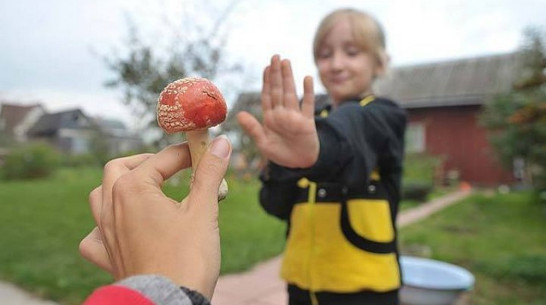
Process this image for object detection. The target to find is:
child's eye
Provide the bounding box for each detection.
[317,48,332,59]
[345,47,361,57]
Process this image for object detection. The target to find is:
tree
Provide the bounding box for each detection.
[481,27,546,193]
[103,1,242,147]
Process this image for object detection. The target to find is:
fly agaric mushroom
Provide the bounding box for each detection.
[157,77,228,200]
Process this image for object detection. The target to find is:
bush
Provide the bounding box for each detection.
[403,153,444,184]
[402,180,434,202]
[1,142,62,180]
[62,153,102,168]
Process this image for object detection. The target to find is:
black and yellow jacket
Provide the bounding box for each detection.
[259,96,407,304]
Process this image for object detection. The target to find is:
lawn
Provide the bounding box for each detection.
[1,166,544,305]
[399,191,546,305]
[0,167,285,305]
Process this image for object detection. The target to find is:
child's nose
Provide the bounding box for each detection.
[330,52,345,70]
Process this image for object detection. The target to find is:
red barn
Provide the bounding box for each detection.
[374,52,524,186]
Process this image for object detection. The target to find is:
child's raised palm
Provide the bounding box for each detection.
[237,55,319,168]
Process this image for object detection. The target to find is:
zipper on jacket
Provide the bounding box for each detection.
[298,178,319,305]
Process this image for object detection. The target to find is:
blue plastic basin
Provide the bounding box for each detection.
[400,256,475,305]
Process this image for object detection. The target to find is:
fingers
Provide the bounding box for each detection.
[269,55,283,108]
[188,136,231,212]
[131,143,192,188]
[261,66,272,111]
[101,153,153,216]
[99,153,153,243]
[281,59,299,110]
[236,112,266,146]
[79,227,113,273]
[301,76,315,118]
[89,186,102,225]
[263,55,307,112]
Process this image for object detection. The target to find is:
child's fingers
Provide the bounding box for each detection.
[237,112,266,147]
[269,55,284,108]
[302,76,315,118]
[281,59,299,110]
[261,66,272,111]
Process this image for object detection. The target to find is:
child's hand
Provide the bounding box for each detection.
[237,55,319,168]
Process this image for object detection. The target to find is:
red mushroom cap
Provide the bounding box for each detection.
[157,77,227,134]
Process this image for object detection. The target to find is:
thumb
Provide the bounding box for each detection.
[188,135,231,210]
[237,112,266,144]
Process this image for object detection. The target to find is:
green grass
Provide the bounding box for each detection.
[2,166,544,304]
[0,167,285,304]
[400,191,546,305]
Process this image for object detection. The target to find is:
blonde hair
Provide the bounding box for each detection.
[313,9,388,69]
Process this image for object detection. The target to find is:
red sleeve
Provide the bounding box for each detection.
[83,285,155,305]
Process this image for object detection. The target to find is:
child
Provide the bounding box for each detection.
[237,8,407,305]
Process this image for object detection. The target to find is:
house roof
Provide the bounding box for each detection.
[373,51,525,108]
[27,109,95,136]
[0,102,43,134]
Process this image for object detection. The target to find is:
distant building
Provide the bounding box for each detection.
[374,51,523,186]
[27,109,100,154]
[0,102,143,157]
[0,102,46,143]
[93,117,143,156]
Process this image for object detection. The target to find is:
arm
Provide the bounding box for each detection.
[83,275,210,305]
[258,162,300,220]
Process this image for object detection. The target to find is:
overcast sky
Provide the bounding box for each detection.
[1,0,545,129]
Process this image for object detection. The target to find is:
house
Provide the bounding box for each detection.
[228,52,523,186]
[93,117,143,156]
[0,100,144,159]
[26,109,100,155]
[373,52,524,186]
[0,102,46,143]
[25,108,143,156]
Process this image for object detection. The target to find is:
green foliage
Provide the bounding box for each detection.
[480,27,546,191]
[62,153,102,168]
[1,142,61,180]
[403,153,444,183]
[402,180,434,201]
[401,153,442,202]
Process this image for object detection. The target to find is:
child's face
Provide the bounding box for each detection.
[316,19,382,105]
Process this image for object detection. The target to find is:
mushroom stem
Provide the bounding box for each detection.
[186,129,228,201]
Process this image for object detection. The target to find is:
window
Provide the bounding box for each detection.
[405,122,425,153]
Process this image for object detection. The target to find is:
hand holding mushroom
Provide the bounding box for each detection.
[157,77,228,200]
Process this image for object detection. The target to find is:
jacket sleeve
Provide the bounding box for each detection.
[83,275,210,305]
[258,161,300,220]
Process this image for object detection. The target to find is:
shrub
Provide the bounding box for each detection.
[1,142,62,180]
[402,180,434,202]
[403,153,444,184]
[62,153,102,168]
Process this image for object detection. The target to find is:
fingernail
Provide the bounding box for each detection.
[210,135,231,159]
